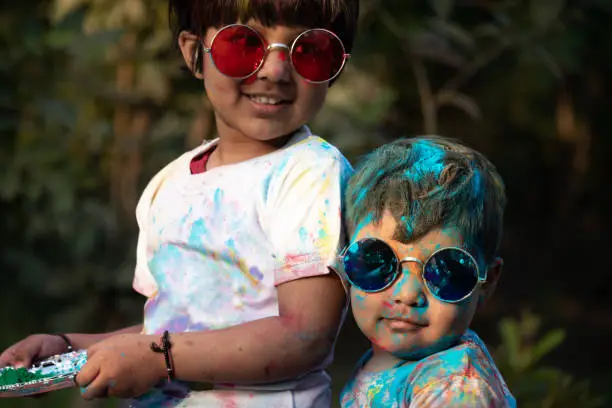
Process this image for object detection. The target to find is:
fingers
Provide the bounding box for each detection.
[0,347,33,368]
[79,374,134,400]
[75,360,100,392]
[79,376,110,400]
[0,335,44,368]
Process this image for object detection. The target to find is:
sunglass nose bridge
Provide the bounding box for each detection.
[267,43,291,53]
[399,257,424,267]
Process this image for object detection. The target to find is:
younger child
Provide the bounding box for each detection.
[0,0,359,407]
[336,137,516,407]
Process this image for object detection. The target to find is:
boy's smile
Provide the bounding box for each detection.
[349,211,492,361]
[180,21,329,146]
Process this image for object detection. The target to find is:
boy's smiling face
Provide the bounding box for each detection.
[349,211,498,359]
[179,21,330,142]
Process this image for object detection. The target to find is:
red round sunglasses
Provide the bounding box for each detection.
[201,24,350,83]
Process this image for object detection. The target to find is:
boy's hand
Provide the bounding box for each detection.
[75,333,166,400]
[0,334,69,368]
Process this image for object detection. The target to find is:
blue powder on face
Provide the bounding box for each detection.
[352,212,374,241]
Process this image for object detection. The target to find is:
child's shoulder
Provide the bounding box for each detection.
[285,129,350,164]
[268,128,353,180]
[407,330,515,407]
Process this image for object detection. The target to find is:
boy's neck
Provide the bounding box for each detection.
[363,349,403,373]
[208,126,299,169]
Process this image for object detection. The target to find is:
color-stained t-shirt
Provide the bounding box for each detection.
[129,126,353,407]
[341,330,516,408]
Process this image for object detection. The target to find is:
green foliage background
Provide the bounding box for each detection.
[1,0,610,406]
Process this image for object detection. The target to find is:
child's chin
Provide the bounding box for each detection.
[388,337,460,360]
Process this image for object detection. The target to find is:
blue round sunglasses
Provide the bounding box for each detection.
[337,238,486,303]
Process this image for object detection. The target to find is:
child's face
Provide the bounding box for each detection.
[180,21,330,142]
[349,212,493,359]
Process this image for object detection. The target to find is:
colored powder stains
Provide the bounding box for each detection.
[472,169,482,195]
[188,218,208,247]
[351,292,368,310]
[163,314,192,333]
[248,266,264,282]
[404,140,446,183]
[149,245,184,285]
[225,238,240,262]
[213,188,224,211]
[352,212,374,241]
[355,187,368,206]
[298,226,309,242]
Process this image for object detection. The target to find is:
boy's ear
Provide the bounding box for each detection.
[478,257,503,306]
[178,31,204,79]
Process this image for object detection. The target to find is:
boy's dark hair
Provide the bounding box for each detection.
[345,136,507,266]
[169,0,359,53]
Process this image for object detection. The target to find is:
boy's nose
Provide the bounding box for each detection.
[389,264,426,307]
[256,46,292,83]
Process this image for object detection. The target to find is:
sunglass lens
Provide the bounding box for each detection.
[211,25,265,78]
[423,248,479,302]
[343,239,398,291]
[292,29,345,82]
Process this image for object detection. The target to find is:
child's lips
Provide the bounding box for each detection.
[383,317,427,332]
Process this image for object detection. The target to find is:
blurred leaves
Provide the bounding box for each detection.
[530,0,565,32]
[428,0,454,20]
[494,311,606,408]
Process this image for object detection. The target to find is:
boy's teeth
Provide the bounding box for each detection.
[249,96,282,105]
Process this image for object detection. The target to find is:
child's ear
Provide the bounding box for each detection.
[178,31,204,80]
[478,257,503,306]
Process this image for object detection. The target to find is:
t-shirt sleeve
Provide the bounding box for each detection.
[409,376,511,408]
[132,161,175,297]
[264,146,353,286]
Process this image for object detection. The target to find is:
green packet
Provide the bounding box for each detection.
[0,350,87,388]
[0,367,49,387]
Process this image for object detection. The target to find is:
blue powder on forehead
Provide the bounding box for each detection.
[404,140,446,183]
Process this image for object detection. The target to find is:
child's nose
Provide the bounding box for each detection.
[256,47,292,83]
[389,264,426,307]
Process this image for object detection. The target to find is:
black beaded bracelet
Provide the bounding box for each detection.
[150,330,175,380]
[55,334,74,352]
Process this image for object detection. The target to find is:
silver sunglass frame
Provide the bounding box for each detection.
[202,23,350,84]
[335,238,487,304]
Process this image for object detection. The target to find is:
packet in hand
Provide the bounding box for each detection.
[0,350,87,398]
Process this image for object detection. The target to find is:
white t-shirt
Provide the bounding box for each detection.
[129,126,353,407]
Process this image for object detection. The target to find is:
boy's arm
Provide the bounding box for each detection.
[67,325,143,350]
[169,273,346,384]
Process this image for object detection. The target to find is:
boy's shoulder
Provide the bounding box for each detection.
[265,127,353,183]
[407,330,515,407]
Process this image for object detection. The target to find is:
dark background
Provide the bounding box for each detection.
[1,1,610,407]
